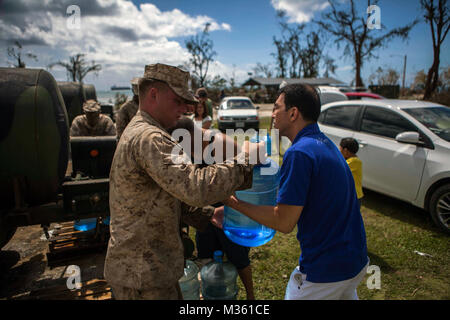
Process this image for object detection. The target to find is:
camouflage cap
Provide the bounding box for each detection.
[83,99,101,113]
[143,63,197,104]
[131,77,139,95]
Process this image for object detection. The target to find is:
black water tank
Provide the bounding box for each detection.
[0,68,69,211]
[83,84,97,101]
[57,81,86,125]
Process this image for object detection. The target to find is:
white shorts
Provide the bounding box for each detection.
[284,260,369,300]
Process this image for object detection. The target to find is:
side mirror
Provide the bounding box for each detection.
[395,131,423,145]
[255,106,260,110]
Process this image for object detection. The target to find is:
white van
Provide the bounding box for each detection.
[317,86,348,105]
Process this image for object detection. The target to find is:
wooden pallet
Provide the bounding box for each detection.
[46,220,109,267]
[28,278,112,300]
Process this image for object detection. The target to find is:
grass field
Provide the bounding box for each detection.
[191,117,450,300]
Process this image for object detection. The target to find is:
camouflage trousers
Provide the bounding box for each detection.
[111,283,183,300]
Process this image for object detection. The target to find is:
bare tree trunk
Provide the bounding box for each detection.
[355,55,363,87]
[424,49,440,100]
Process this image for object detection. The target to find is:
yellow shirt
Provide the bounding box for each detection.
[346,157,364,199]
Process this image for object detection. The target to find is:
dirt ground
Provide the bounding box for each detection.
[0,223,107,299]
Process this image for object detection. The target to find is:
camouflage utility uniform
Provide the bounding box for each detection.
[104,110,253,299]
[115,97,138,139]
[70,114,116,136]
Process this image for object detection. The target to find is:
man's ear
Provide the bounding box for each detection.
[289,106,300,122]
[148,87,158,101]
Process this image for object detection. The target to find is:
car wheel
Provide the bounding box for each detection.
[429,184,450,234]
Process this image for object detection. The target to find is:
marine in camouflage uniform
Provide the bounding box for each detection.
[104,63,254,300]
[116,78,139,139]
[70,99,116,136]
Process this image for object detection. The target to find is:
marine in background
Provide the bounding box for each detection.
[115,77,139,139]
[70,99,116,137]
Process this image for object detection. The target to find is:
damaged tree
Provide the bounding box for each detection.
[421,0,450,100]
[315,0,417,87]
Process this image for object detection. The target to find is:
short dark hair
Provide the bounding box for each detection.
[278,83,321,122]
[340,137,359,154]
[138,78,167,101]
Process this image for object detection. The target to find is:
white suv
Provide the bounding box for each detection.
[318,99,450,233]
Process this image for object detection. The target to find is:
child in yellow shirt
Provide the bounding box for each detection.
[339,138,364,208]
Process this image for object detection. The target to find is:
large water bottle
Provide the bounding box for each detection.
[223,133,280,247]
[201,250,238,300]
[178,259,200,300]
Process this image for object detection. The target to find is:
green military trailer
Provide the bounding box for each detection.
[0,68,115,248]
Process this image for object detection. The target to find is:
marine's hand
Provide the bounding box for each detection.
[211,206,224,229]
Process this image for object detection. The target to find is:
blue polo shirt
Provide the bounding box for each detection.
[277,123,368,283]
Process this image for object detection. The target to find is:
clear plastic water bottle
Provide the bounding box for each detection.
[73,218,97,231]
[223,133,280,247]
[179,259,200,300]
[200,250,238,300]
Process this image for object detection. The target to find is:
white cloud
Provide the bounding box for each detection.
[270,0,330,24]
[0,0,232,89]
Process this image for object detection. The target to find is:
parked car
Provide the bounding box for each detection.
[217,96,259,131]
[316,86,349,105]
[345,92,385,100]
[318,99,450,233]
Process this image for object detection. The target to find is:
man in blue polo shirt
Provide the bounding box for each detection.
[223,83,368,300]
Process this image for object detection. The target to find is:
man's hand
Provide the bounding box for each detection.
[222,194,239,209]
[210,206,224,229]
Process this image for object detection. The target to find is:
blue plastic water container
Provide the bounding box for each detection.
[73,218,97,231]
[178,260,200,300]
[223,133,280,247]
[200,250,238,300]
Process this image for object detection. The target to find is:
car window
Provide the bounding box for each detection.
[403,106,450,142]
[361,106,418,139]
[321,105,360,129]
[226,99,254,109]
[318,111,326,123]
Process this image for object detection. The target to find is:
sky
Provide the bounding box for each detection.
[0,0,448,91]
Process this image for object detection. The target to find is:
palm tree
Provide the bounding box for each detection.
[49,53,101,83]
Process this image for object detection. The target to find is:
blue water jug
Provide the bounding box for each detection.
[200,250,238,300]
[179,260,200,300]
[73,218,97,231]
[223,133,280,247]
[102,216,110,225]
